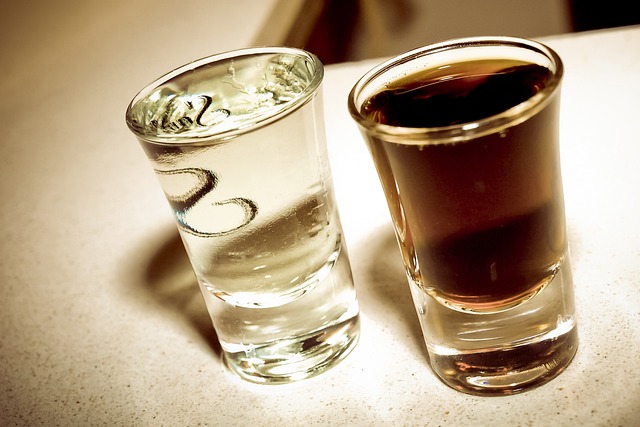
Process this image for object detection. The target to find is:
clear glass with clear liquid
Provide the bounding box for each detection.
[126,48,360,384]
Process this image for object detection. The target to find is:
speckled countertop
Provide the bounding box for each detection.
[1,1,639,425]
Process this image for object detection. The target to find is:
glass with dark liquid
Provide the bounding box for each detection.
[349,37,577,395]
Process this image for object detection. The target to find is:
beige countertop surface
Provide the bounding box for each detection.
[1,1,639,425]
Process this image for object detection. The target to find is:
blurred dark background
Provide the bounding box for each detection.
[262,0,640,65]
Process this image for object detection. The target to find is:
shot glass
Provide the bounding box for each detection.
[126,47,360,384]
[348,37,577,395]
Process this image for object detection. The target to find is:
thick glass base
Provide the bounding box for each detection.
[411,257,578,395]
[199,246,360,384]
[223,315,360,384]
[429,323,577,395]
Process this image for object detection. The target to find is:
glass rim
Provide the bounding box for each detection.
[125,46,324,145]
[347,36,564,144]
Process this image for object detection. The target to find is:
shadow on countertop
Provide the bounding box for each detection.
[354,222,429,361]
[124,226,221,356]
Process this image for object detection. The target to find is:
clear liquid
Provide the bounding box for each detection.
[138,132,344,309]
[138,127,360,382]
[127,49,360,383]
[204,245,359,354]
[127,51,318,140]
[188,194,343,308]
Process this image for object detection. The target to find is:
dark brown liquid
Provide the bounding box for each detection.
[363,60,566,309]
